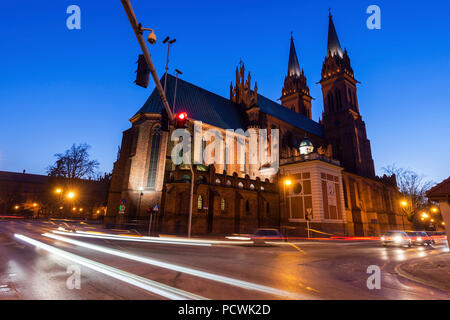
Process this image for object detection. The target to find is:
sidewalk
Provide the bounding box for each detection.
[397,253,450,293]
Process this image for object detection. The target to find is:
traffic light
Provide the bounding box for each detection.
[135,54,150,88]
[160,108,169,131]
[175,112,188,128]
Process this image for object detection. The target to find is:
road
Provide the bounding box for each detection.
[0,219,448,300]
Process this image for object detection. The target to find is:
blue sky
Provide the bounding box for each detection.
[0,0,449,183]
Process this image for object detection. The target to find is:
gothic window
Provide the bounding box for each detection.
[245,200,250,215]
[197,195,203,210]
[336,90,342,110]
[327,93,333,112]
[147,126,161,189]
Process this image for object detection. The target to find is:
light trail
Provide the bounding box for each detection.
[54,230,253,246]
[14,234,205,300]
[44,232,312,300]
[52,230,214,246]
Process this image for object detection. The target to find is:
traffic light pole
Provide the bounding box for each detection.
[121,0,174,120]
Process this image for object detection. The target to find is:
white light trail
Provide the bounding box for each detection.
[53,230,213,246]
[14,234,205,300]
[54,230,252,246]
[44,232,312,300]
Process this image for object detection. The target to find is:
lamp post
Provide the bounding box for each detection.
[137,187,144,221]
[188,165,194,238]
[400,199,412,231]
[162,36,176,94]
[283,179,292,235]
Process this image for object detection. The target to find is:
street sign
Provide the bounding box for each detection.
[120,198,127,205]
[152,204,159,212]
[119,204,126,214]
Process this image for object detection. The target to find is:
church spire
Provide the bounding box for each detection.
[281,34,312,119]
[288,34,301,77]
[327,11,343,58]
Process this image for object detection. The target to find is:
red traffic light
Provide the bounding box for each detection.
[177,112,187,120]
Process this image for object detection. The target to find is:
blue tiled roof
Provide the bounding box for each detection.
[135,74,323,137]
[256,94,323,137]
[135,75,246,130]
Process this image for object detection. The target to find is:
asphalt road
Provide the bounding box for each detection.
[0,219,448,300]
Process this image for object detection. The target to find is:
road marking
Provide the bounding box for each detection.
[306,286,320,293]
[44,232,313,300]
[14,234,205,300]
[287,243,306,254]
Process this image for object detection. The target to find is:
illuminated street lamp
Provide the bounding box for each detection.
[14,205,19,210]
[55,188,62,194]
[431,207,438,213]
[442,221,446,226]
[421,212,430,219]
[67,192,75,199]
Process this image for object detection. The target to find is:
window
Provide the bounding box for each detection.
[197,195,203,210]
[220,198,226,212]
[147,126,161,189]
[245,200,250,215]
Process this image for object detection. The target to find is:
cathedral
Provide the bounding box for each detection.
[105,14,409,237]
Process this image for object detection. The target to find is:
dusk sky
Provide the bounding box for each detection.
[0,0,449,183]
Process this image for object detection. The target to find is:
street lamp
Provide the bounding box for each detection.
[67,192,75,199]
[283,179,292,234]
[162,36,176,94]
[55,188,62,194]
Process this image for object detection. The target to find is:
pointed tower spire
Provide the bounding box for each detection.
[327,10,343,57]
[288,33,301,77]
[281,34,312,119]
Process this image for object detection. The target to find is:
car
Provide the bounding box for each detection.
[406,231,435,246]
[381,231,412,247]
[251,228,284,244]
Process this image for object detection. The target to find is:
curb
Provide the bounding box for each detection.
[395,252,450,294]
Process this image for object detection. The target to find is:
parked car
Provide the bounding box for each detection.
[251,229,284,244]
[381,231,412,247]
[406,231,435,246]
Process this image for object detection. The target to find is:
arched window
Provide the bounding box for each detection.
[336,90,342,110]
[245,200,250,215]
[220,198,226,212]
[197,195,203,210]
[147,126,161,189]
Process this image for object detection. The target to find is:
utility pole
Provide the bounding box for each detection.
[120,0,174,120]
[188,164,194,238]
[163,37,176,94]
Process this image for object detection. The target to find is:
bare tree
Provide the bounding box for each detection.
[383,164,434,221]
[47,143,100,180]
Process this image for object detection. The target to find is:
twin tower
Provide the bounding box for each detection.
[281,13,375,178]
